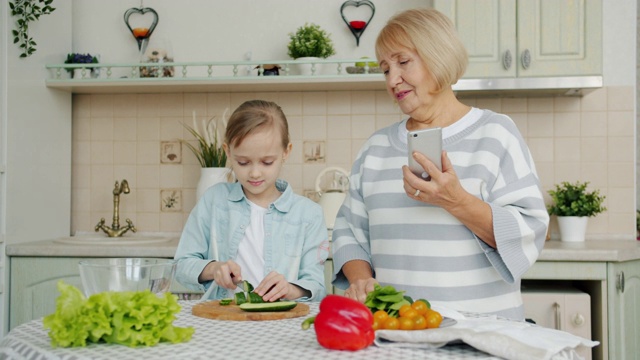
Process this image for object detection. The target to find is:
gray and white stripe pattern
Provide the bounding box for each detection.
[332,110,549,320]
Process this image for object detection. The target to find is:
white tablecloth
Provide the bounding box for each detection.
[0,301,501,360]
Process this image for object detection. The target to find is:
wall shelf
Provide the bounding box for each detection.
[44,59,603,96]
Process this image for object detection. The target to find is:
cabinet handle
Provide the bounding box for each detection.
[572,313,585,326]
[617,271,625,293]
[521,49,531,69]
[553,302,561,330]
[502,50,512,70]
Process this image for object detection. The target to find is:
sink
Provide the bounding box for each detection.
[54,235,175,246]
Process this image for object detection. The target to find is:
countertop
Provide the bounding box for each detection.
[6,236,640,262]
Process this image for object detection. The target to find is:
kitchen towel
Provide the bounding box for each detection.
[375,314,598,360]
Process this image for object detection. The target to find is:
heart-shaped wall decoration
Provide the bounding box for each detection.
[124,7,159,51]
[340,0,375,46]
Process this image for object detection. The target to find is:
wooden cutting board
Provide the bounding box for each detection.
[192,300,310,321]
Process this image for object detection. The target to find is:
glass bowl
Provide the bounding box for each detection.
[78,258,176,296]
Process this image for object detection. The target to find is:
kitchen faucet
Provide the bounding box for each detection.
[95,179,137,237]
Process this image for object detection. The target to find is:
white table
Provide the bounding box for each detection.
[0,301,502,360]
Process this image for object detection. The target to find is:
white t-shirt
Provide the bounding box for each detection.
[234,200,266,290]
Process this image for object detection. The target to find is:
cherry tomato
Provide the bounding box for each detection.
[398,316,415,330]
[398,304,413,317]
[412,314,428,330]
[402,308,419,319]
[382,317,400,330]
[372,319,381,331]
[425,310,443,329]
[373,310,389,324]
[411,300,428,315]
[417,298,431,309]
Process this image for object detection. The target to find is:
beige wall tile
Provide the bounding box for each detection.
[91,141,114,165]
[113,94,138,117]
[607,111,634,136]
[70,87,637,238]
[554,97,581,112]
[73,95,91,117]
[114,117,137,141]
[302,116,327,140]
[303,92,327,115]
[91,118,114,141]
[581,88,607,112]
[90,95,114,118]
[581,111,608,137]
[137,118,160,141]
[351,91,376,114]
[527,113,554,137]
[608,136,634,163]
[73,116,91,141]
[328,92,351,115]
[554,112,581,137]
[580,137,608,162]
[502,98,527,113]
[607,86,634,111]
[351,115,376,139]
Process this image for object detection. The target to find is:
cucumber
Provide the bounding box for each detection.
[248,292,264,304]
[219,298,233,306]
[234,292,247,305]
[241,280,254,293]
[239,301,297,312]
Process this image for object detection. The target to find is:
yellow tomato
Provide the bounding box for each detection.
[424,310,443,329]
[398,316,415,330]
[398,304,413,317]
[382,317,400,330]
[412,314,428,330]
[373,310,389,324]
[411,300,428,315]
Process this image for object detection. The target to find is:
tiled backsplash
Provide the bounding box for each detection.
[71,86,635,239]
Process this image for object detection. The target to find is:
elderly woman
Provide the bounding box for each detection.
[331,8,549,320]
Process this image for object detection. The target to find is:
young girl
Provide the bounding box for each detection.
[175,100,329,302]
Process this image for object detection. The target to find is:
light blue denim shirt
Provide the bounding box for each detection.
[174,179,329,301]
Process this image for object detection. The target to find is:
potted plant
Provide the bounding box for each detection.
[547,181,606,242]
[180,110,230,199]
[287,23,336,75]
[64,53,99,79]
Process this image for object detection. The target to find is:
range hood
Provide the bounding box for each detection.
[453,76,603,97]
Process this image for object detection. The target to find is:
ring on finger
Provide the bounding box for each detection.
[414,189,420,197]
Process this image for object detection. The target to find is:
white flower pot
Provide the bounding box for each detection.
[292,57,322,76]
[557,216,589,242]
[196,167,229,199]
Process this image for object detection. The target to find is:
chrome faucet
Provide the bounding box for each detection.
[95,179,137,237]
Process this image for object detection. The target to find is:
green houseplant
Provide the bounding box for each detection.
[65,53,100,78]
[547,181,606,242]
[287,23,336,59]
[9,0,56,58]
[180,111,230,199]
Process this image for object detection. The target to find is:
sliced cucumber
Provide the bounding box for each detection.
[219,298,233,306]
[234,292,247,305]
[239,301,297,312]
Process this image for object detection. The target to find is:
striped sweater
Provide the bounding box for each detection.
[331,109,549,320]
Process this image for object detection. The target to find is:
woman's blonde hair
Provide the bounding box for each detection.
[225,99,290,149]
[375,8,468,92]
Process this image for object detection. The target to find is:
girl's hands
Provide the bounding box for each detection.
[254,271,309,301]
[200,260,242,290]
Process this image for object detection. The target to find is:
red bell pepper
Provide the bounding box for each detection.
[301,294,374,351]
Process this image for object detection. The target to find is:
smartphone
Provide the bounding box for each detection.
[407,127,442,180]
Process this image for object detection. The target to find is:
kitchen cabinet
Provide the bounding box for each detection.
[606,260,640,359]
[8,257,193,331]
[434,0,602,78]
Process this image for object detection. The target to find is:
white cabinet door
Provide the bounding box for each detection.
[435,0,601,78]
[435,0,516,78]
[517,0,602,77]
[522,288,592,360]
[607,260,640,360]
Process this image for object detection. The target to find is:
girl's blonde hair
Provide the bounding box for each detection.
[375,8,468,92]
[225,100,290,149]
